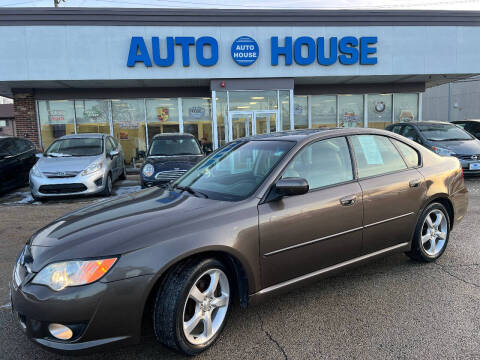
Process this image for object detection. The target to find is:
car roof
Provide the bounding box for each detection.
[152,132,195,139]
[59,133,106,139]
[452,119,480,123]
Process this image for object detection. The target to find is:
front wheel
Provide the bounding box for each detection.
[101,174,112,197]
[154,258,231,355]
[406,203,450,262]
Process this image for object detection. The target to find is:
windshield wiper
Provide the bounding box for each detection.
[47,152,72,157]
[175,153,199,155]
[174,185,208,198]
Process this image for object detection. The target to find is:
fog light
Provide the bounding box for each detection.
[48,323,73,340]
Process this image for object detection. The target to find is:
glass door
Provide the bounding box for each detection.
[254,111,277,135]
[228,111,253,141]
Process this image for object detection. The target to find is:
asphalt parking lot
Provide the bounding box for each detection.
[0,179,479,359]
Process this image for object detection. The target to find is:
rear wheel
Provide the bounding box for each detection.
[153,258,231,355]
[406,203,450,262]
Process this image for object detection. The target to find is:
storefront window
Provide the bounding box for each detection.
[111,99,146,167]
[182,98,212,148]
[394,93,419,123]
[145,98,179,145]
[75,100,110,134]
[338,95,364,128]
[294,96,308,129]
[280,90,290,130]
[229,90,278,112]
[310,95,337,128]
[38,100,75,149]
[367,94,393,129]
[216,92,228,147]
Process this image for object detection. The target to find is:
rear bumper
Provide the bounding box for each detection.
[449,187,469,228]
[10,272,153,354]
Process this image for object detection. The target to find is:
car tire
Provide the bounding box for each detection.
[101,174,113,197]
[153,258,232,355]
[32,193,43,202]
[119,163,127,180]
[406,202,450,262]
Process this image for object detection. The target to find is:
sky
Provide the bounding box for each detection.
[1,0,480,10]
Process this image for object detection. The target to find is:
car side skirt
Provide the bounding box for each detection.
[249,242,409,305]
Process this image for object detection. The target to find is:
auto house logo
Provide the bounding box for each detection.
[231,36,259,66]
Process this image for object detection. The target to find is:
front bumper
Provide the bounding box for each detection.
[30,170,107,198]
[458,158,480,175]
[10,266,153,354]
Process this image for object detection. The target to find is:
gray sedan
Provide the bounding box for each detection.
[29,133,126,199]
[386,121,480,174]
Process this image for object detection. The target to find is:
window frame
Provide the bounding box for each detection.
[389,137,423,169]
[277,135,357,193]
[348,134,422,181]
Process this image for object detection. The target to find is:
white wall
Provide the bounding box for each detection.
[0,25,479,81]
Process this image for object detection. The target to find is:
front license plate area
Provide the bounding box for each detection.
[469,163,480,170]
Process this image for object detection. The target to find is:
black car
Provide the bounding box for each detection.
[0,136,37,194]
[452,119,480,139]
[141,133,205,188]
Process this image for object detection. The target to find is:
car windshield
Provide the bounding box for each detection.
[417,124,473,141]
[45,138,103,157]
[149,137,202,156]
[174,140,295,201]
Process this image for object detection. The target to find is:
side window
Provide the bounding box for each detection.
[0,139,16,156]
[392,139,420,167]
[106,138,114,153]
[471,123,480,137]
[391,125,404,135]
[400,125,422,144]
[15,139,33,153]
[282,137,353,190]
[111,137,119,148]
[351,135,407,178]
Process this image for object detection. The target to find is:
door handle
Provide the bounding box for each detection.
[340,195,357,206]
[409,179,422,188]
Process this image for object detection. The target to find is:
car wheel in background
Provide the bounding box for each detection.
[119,163,127,180]
[406,202,450,262]
[154,258,231,355]
[101,174,113,197]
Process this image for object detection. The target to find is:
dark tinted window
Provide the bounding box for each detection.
[351,135,407,178]
[391,125,404,134]
[14,139,34,153]
[282,137,353,189]
[400,125,422,143]
[392,139,420,167]
[0,138,17,156]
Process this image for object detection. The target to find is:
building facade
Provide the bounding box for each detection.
[0,8,479,166]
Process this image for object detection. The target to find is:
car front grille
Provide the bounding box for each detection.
[155,169,187,181]
[39,183,87,194]
[42,171,80,178]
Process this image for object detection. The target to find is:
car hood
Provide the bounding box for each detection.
[35,155,102,173]
[26,187,232,272]
[429,139,480,154]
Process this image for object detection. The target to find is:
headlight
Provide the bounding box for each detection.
[432,146,456,157]
[81,160,103,176]
[32,258,117,291]
[142,163,155,177]
[31,164,43,178]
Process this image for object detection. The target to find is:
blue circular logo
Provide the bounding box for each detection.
[231,36,259,66]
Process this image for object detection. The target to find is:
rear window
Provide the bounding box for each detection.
[350,135,407,178]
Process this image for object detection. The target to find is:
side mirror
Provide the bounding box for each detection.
[109,150,119,159]
[275,177,309,197]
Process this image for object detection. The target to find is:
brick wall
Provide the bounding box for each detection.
[13,90,40,149]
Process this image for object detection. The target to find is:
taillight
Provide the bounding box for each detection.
[461,167,464,179]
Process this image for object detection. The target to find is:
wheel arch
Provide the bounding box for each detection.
[422,194,455,228]
[140,249,251,336]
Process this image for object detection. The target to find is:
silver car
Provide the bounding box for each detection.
[30,134,126,199]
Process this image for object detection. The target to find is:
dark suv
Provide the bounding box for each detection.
[141,133,205,188]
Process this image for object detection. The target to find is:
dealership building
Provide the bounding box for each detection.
[0,8,479,166]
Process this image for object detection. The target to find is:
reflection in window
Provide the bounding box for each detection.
[75,100,110,135]
[339,95,364,128]
[38,100,75,149]
[294,96,308,129]
[282,137,353,189]
[146,98,180,145]
[182,98,212,148]
[111,99,146,166]
[394,93,418,123]
[368,94,392,130]
[216,92,228,147]
[229,91,278,112]
[311,95,337,128]
[280,90,290,130]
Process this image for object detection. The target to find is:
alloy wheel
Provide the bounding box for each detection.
[182,268,230,346]
[421,209,448,257]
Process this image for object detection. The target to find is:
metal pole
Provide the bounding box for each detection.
[212,90,218,150]
[447,83,451,122]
